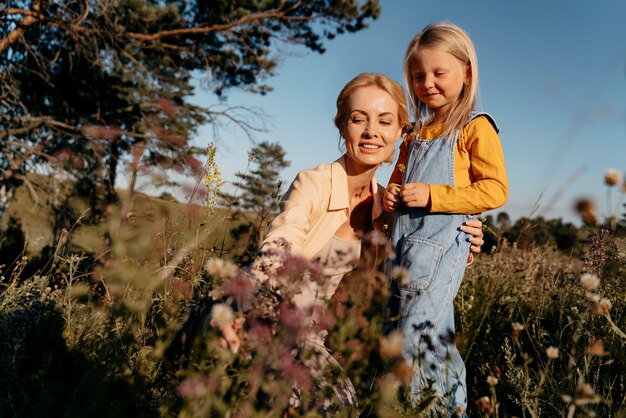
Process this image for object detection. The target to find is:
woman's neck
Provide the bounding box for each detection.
[344,155,377,201]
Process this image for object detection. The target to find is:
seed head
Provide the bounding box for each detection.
[604,169,622,186]
[546,346,559,359]
[580,273,600,291]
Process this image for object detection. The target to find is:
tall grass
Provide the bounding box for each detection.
[1,172,625,417]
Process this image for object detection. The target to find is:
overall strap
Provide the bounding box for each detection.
[469,111,499,133]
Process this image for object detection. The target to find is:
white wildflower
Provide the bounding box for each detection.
[546,346,559,359]
[580,273,600,291]
[210,303,234,327]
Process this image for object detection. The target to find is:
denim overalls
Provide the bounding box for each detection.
[390,113,497,415]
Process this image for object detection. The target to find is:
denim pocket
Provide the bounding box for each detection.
[398,236,444,292]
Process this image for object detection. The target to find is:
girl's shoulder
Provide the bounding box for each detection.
[460,113,500,146]
[466,112,499,133]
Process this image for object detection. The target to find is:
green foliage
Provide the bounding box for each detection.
[219,141,290,263]
[2,193,626,417]
[1,0,380,223]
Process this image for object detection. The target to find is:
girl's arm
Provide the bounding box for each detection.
[403,116,508,214]
[383,139,410,212]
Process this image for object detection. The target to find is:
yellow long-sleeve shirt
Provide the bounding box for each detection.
[388,115,508,214]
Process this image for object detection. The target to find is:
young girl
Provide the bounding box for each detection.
[383,22,508,415]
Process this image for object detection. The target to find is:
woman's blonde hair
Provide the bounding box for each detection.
[333,73,411,163]
[403,22,479,138]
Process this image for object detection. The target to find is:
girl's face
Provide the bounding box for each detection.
[411,47,469,123]
[341,86,402,169]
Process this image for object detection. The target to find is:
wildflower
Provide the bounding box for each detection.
[511,322,525,338]
[546,346,559,359]
[577,382,595,399]
[475,396,494,414]
[379,330,404,359]
[204,257,238,280]
[580,273,600,291]
[397,163,406,173]
[278,349,312,391]
[570,306,579,315]
[367,228,390,246]
[486,376,498,386]
[592,298,612,315]
[210,303,234,327]
[204,142,222,218]
[292,280,318,310]
[391,266,411,286]
[586,339,608,356]
[178,376,217,399]
[604,168,622,186]
[392,360,413,385]
[221,272,258,305]
[574,198,598,226]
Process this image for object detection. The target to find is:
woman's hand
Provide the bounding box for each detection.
[461,218,484,254]
[383,183,402,212]
[212,317,245,353]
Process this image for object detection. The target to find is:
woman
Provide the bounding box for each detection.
[216,73,484,408]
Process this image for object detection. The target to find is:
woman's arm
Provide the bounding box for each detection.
[261,168,324,255]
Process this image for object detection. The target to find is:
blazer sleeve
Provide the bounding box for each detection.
[261,168,324,255]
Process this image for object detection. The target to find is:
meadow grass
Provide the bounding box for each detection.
[1,176,625,417]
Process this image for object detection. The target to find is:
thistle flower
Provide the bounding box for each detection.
[392,360,413,385]
[546,346,559,359]
[577,383,595,399]
[475,396,493,414]
[379,330,404,359]
[391,266,410,287]
[573,198,598,226]
[511,322,525,338]
[580,273,600,291]
[205,257,238,280]
[604,168,622,186]
[586,339,608,356]
[592,298,612,315]
[210,303,234,327]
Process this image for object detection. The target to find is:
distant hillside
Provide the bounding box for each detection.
[3,175,240,259]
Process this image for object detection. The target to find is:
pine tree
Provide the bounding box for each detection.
[220,141,289,263]
[0,0,380,224]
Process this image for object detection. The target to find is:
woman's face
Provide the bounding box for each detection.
[342,86,403,168]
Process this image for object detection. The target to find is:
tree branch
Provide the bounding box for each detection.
[125,4,319,43]
[0,2,41,53]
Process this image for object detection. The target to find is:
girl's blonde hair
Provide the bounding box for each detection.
[403,22,479,138]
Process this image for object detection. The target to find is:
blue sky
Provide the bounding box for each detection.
[188,0,626,225]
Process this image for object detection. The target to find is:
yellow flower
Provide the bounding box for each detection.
[397,163,406,173]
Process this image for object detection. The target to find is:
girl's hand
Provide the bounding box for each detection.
[383,183,402,212]
[401,182,430,208]
[461,218,484,254]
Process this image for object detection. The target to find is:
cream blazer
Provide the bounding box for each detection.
[261,156,385,259]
